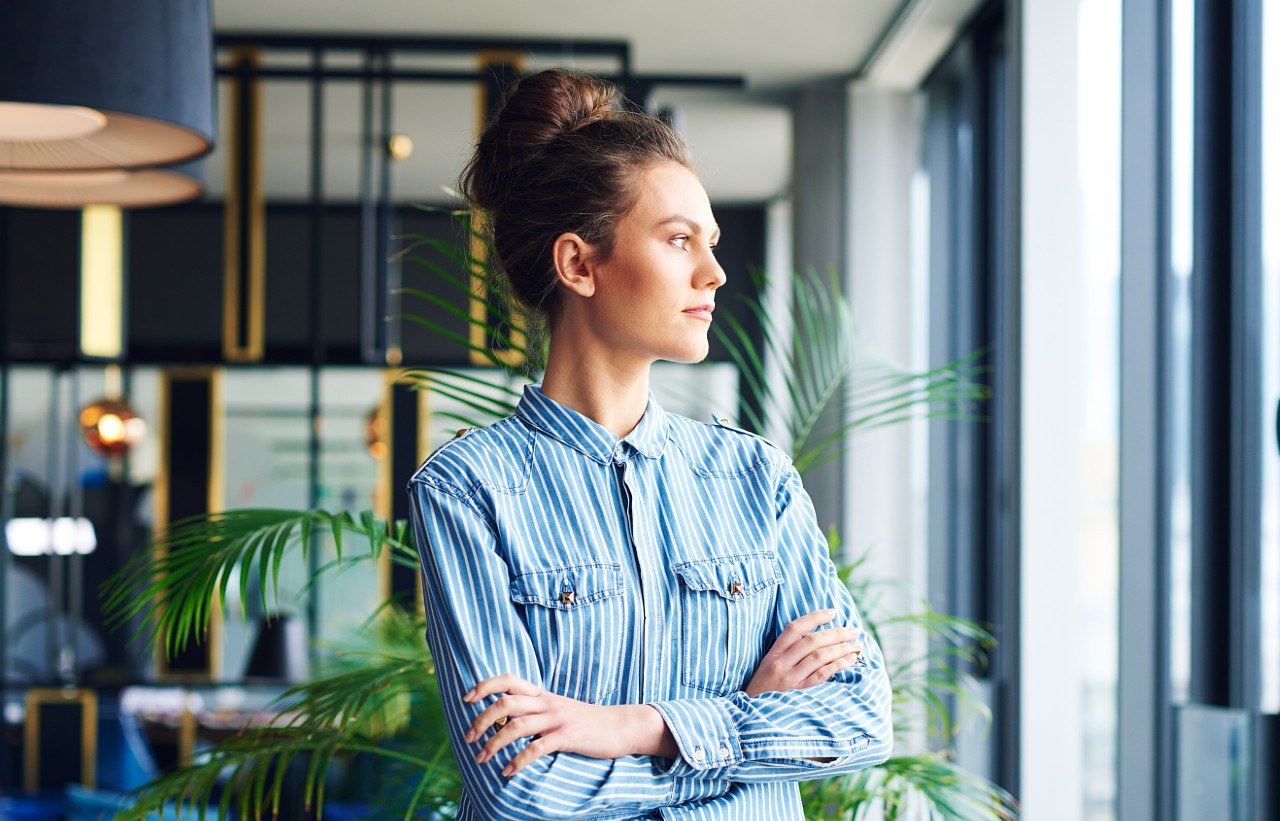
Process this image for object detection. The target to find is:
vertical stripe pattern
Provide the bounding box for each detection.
[407,384,893,820]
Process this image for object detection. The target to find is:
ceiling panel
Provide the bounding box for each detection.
[206,0,907,203]
[213,0,904,89]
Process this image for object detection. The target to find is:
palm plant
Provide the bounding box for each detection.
[102,210,1015,820]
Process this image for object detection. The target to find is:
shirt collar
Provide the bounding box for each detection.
[515,383,669,463]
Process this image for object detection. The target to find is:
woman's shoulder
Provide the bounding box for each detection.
[664,412,791,480]
[407,415,533,495]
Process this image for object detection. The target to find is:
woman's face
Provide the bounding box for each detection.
[584,160,726,365]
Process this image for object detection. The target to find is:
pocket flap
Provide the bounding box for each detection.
[672,553,782,600]
[510,562,623,610]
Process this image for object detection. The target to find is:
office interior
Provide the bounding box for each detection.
[0,0,1274,819]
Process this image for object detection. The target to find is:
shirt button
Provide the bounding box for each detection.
[719,744,730,758]
[559,590,576,606]
[692,747,705,762]
[729,580,743,596]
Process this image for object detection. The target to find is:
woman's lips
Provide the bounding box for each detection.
[682,305,715,321]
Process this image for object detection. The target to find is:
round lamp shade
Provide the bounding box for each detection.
[0,164,203,209]
[0,0,215,171]
[79,398,147,458]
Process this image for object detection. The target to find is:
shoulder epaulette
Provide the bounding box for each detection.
[708,413,786,453]
[410,425,482,482]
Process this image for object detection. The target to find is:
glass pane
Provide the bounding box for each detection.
[1261,0,1280,713]
[1077,0,1122,817]
[314,367,385,647]
[220,368,312,682]
[2,365,133,684]
[1169,0,1196,706]
[3,367,57,683]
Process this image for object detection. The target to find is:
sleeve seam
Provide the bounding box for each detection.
[417,475,499,535]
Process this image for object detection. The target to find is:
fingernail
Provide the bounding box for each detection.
[502,765,513,778]
[463,689,474,702]
[475,751,487,764]
[464,729,475,743]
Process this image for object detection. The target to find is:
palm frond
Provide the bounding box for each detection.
[101,508,412,659]
[125,611,460,821]
[801,754,1019,821]
[716,265,989,477]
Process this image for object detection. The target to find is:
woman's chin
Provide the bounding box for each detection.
[661,343,711,365]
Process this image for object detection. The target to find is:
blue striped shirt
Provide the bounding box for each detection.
[407,384,893,820]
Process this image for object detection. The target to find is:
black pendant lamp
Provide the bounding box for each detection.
[0,1,214,189]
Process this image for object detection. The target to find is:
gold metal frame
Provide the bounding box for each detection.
[223,47,266,363]
[154,367,225,680]
[376,369,433,611]
[23,688,98,792]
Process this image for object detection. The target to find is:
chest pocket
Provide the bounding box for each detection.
[510,562,625,704]
[672,552,783,695]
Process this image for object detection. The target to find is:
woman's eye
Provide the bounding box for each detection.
[671,235,690,250]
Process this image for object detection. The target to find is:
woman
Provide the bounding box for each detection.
[407,68,892,820]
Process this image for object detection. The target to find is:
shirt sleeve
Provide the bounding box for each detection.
[648,462,894,783]
[408,474,732,820]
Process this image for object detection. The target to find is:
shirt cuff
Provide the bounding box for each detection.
[649,697,743,776]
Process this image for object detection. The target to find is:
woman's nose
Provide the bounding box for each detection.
[704,256,727,290]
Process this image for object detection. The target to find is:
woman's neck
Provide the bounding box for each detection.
[540,331,651,440]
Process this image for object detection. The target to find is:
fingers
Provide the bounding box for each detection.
[460,682,567,776]
[771,608,838,656]
[776,625,859,669]
[790,633,862,681]
[464,674,542,704]
[464,693,540,745]
[476,711,556,765]
[806,651,862,686]
[504,734,558,778]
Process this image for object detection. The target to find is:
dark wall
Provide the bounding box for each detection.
[1,202,766,367]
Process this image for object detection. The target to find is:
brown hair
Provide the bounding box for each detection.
[460,68,693,323]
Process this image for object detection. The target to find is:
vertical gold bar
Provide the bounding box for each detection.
[223,48,266,363]
[178,700,198,767]
[414,385,430,613]
[80,205,124,359]
[81,691,97,790]
[22,691,39,792]
[376,370,395,605]
[207,368,226,678]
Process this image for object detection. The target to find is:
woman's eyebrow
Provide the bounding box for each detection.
[657,214,722,241]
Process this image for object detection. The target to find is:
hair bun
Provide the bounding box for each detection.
[463,68,622,212]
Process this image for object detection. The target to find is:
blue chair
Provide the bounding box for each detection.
[65,784,221,821]
[0,793,68,821]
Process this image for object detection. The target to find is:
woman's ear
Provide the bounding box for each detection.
[552,232,596,298]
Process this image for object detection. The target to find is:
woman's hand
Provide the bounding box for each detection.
[743,608,863,697]
[462,675,678,777]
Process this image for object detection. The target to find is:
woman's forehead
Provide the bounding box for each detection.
[631,162,716,229]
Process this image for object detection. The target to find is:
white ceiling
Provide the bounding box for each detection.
[213,1,904,89]
[205,0,947,204]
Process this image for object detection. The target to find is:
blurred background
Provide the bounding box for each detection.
[0,0,1274,819]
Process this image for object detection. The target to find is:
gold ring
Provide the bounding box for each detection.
[492,716,507,733]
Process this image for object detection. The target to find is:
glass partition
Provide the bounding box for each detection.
[1261,0,1279,714]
